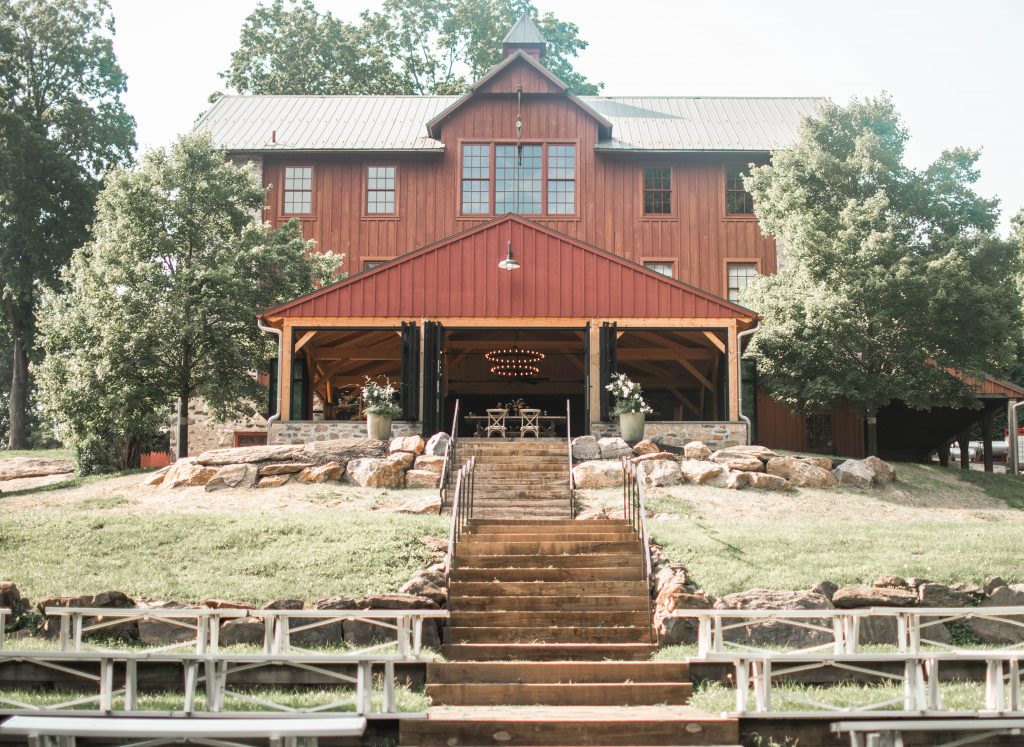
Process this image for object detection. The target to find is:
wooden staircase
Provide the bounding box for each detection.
[400,517,739,746]
[452,438,571,519]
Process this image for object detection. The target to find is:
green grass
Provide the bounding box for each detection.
[0,469,151,498]
[956,469,1024,509]
[0,448,73,460]
[0,510,446,603]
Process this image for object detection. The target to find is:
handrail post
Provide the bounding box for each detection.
[439,399,460,509]
[566,398,575,518]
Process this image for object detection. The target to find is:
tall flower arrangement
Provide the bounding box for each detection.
[605,372,652,416]
[361,377,401,417]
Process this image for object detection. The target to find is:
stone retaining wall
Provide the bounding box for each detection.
[589,420,747,451]
[269,420,422,444]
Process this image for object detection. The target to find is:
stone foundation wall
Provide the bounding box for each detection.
[589,420,747,451]
[270,420,422,444]
[169,400,269,456]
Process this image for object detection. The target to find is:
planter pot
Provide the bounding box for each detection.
[366,413,393,441]
[619,412,646,442]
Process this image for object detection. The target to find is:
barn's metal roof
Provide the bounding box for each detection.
[195,94,823,153]
[502,14,546,46]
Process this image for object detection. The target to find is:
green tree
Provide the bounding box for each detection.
[0,0,135,449]
[36,134,341,469]
[742,96,1023,456]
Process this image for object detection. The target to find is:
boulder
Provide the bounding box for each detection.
[258,462,312,476]
[296,461,344,484]
[714,445,778,461]
[405,470,439,489]
[197,438,386,467]
[395,494,441,514]
[969,585,1024,644]
[832,585,917,608]
[714,590,835,649]
[571,436,601,461]
[985,577,1007,595]
[637,459,682,488]
[418,536,448,554]
[802,456,834,470]
[196,444,309,466]
[748,472,790,491]
[656,581,707,616]
[257,474,291,488]
[344,457,406,488]
[833,459,875,489]
[598,437,634,459]
[954,582,985,598]
[219,618,266,646]
[766,456,838,488]
[346,594,441,648]
[632,451,676,464]
[164,459,219,488]
[811,581,838,601]
[423,432,450,457]
[575,507,611,521]
[400,574,447,607]
[0,457,74,481]
[680,460,725,485]
[918,583,973,608]
[0,582,25,617]
[571,460,623,489]
[388,451,416,470]
[202,599,254,610]
[874,575,909,589]
[863,456,897,484]
[682,441,712,461]
[633,440,661,456]
[722,470,752,489]
[413,456,445,474]
[40,591,136,641]
[389,436,425,455]
[710,452,765,472]
[288,597,359,647]
[653,564,690,597]
[136,601,196,646]
[204,463,258,492]
[141,466,170,487]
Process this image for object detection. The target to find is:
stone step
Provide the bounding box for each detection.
[449,610,650,628]
[457,540,640,556]
[452,595,649,612]
[439,643,660,662]
[457,553,641,568]
[450,581,647,597]
[425,681,693,707]
[399,705,739,745]
[427,661,690,684]
[453,566,644,582]
[445,625,652,644]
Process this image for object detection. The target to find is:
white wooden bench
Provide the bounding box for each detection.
[0,713,367,747]
[832,717,1024,747]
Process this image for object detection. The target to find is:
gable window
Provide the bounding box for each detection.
[806,413,833,453]
[283,166,313,214]
[366,166,396,214]
[496,144,542,213]
[726,166,755,215]
[363,259,386,271]
[727,262,758,302]
[643,167,672,215]
[546,144,576,214]
[644,261,674,278]
[461,144,491,214]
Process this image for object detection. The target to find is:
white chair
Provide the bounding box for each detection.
[485,409,508,438]
[519,408,541,438]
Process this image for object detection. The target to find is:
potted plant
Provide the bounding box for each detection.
[605,372,652,442]
[361,377,401,440]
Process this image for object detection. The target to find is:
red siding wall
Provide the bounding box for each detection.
[755,390,866,458]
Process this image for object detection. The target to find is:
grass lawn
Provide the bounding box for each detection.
[0,448,73,460]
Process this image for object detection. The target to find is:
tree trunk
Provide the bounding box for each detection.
[8,337,28,450]
[865,406,878,457]
[176,394,189,460]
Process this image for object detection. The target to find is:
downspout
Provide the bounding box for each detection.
[736,322,760,446]
[258,319,284,442]
[1010,400,1024,476]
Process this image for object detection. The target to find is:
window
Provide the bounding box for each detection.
[727,262,758,302]
[643,167,672,215]
[496,144,542,213]
[363,259,386,271]
[283,166,313,214]
[726,166,755,215]
[366,166,396,214]
[806,413,833,453]
[547,144,576,214]
[644,261,674,278]
[461,144,491,214]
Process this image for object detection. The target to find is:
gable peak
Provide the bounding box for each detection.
[501,13,547,59]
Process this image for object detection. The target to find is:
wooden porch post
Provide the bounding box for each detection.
[280,322,293,422]
[727,323,740,421]
[588,322,601,429]
[982,410,995,473]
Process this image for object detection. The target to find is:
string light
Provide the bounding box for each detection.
[484,346,544,377]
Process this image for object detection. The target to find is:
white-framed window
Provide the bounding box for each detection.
[644,261,674,278]
[546,144,576,215]
[727,262,758,302]
[366,166,396,214]
[283,166,313,214]
[461,144,491,214]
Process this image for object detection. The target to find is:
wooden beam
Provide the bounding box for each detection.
[668,387,703,418]
[677,357,716,393]
[727,322,740,421]
[263,316,754,328]
[702,331,727,354]
[588,324,600,425]
[280,322,294,421]
[293,330,318,353]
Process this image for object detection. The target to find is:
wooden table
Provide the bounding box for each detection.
[464,414,566,437]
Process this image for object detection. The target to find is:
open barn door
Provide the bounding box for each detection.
[422,321,446,435]
[400,322,420,421]
[599,321,617,421]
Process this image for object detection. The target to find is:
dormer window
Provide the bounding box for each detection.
[496,144,542,213]
[460,142,576,217]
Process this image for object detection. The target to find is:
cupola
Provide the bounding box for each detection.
[501,13,547,60]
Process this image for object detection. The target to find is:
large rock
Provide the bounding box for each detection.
[710,452,764,472]
[204,463,258,492]
[748,473,790,491]
[571,460,623,489]
[766,456,838,488]
[802,456,834,470]
[345,594,441,649]
[387,451,416,470]
[918,583,973,608]
[637,459,682,488]
[405,470,439,489]
[287,597,359,648]
[714,445,778,461]
[863,456,897,484]
[395,494,441,514]
[632,451,676,464]
[714,590,835,649]
[833,459,874,489]
[389,436,425,455]
[258,474,291,488]
[258,462,311,476]
[571,435,601,461]
[832,585,917,608]
[141,466,170,487]
[655,588,713,646]
[137,601,197,646]
[40,591,136,641]
[413,456,445,474]
[296,462,344,484]
[196,438,386,467]
[722,470,752,490]
[423,432,450,457]
[969,585,1024,644]
[344,457,406,488]
[164,459,219,488]
[400,574,447,607]
[0,582,26,617]
[680,460,725,485]
[0,457,74,481]
[219,618,266,646]
[633,440,661,456]
[682,441,712,461]
[598,437,634,459]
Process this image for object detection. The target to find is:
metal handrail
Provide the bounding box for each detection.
[438,399,460,509]
[622,457,653,643]
[566,398,575,517]
[444,456,476,587]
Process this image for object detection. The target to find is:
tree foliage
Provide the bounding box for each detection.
[742,96,1023,454]
[0,0,135,449]
[36,134,342,470]
[221,0,600,97]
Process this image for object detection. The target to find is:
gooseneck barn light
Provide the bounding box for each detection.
[498,241,520,272]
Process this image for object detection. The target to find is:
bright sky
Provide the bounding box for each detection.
[109,0,1024,234]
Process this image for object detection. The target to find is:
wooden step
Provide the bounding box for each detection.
[457,541,640,556]
[468,519,630,527]
[450,581,646,597]
[445,625,652,644]
[452,595,648,612]
[459,553,641,568]
[427,661,689,684]
[460,532,636,544]
[454,566,643,582]
[439,643,660,661]
[465,522,631,534]
[399,705,739,746]
[450,610,649,627]
[425,681,693,706]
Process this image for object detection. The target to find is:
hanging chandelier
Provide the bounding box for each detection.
[485,346,544,378]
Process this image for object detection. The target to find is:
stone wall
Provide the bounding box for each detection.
[589,420,747,451]
[270,420,422,444]
[169,399,269,456]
